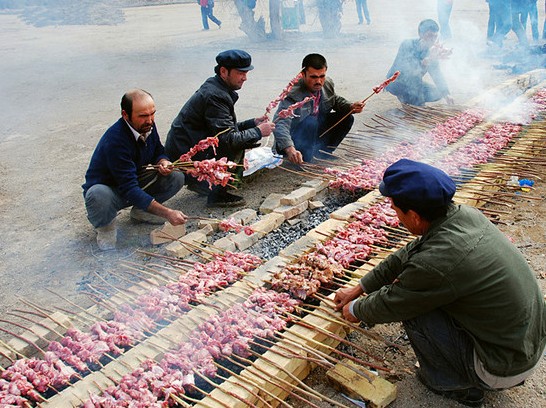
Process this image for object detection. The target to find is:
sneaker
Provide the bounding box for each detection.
[130,207,165,225]
[207,191,246,208]
[96,221,117,251]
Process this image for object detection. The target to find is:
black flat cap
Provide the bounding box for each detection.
[379,159,456,208]
[215,49,254,71]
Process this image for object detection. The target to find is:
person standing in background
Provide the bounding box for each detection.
[511,0,530,46]
[521,0,539,42]
[437,0,454,40]
[355,0,371,25]
[198,0,221,31]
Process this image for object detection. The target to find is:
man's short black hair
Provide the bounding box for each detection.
[392,197,451,223]
[121,89,152,118]
[418,19,440,36]
[302,53,328,71]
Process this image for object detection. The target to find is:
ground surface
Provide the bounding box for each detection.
[0,1,545,407]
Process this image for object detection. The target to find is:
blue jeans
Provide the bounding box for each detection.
[200,6,221,30]
[387,79,443,106]
[84,172,185,228]
[403,309,485,392]
[355,0,370,24]
[290,111,354,162]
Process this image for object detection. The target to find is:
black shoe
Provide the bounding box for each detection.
[207,192,246,208]
[186,181,211,196]
[416,370,484,407]
[435,388,484,407]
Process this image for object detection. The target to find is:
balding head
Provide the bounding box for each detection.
[121,89,153,118]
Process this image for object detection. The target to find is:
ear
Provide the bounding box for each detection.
[121,110,129,121]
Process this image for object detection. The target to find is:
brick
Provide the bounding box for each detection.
[302,178,330,193]
[280,186,316,206]
[150,222,186,245]
[259,193,284,214]
[327,358,397,408]
[273,200,309,220]
[230,230,259,251]
[198,223,214,236]
[230,208,257,225]
[309,200,324,210]
[330,202,367,222]
[165,229,208,258]
[251,212,285,236]
[213,235,237,252]
[197,218,219,231]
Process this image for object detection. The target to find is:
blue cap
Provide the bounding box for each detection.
[379,159,456,208]
[215,49,254,71]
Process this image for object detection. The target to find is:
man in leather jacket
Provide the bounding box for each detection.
[165,49,275,207]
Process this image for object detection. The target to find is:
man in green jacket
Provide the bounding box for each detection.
[334,159,546,407]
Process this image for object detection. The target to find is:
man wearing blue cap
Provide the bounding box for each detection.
[334,159,546,407]
[165,49,275,207]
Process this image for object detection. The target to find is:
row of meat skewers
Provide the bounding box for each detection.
[2,83,546,406]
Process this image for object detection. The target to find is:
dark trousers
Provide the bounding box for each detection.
[200,6,221,30]
[387,79,443,106]
[403,309,485,392]
[291,112,354,162]
[437,0,453,40]
[355,0,370,24]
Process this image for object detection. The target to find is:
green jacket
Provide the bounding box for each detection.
[354,204,546,377]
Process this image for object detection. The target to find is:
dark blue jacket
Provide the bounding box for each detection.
[82,118,169,210]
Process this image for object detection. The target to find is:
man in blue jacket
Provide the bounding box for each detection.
[386,19,454,106]
[83,89,187,250]
[335,159,545,407]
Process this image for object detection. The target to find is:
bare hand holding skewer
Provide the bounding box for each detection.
[319,71,400,138]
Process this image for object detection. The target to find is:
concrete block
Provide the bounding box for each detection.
[273,200,309,220]
[309,200,324,210]
[330,202,367,222]
[251,212,285,236]
[230,208,257,225]
[165,229,208,258]
[280,186,316,206]
[197,218,219,232]
[259,193,284,214]
[150,222,186,245]
[230,230,259,251]
[327,359,397,408]
[212,236,237,252]
[302,178,330,193]
[198,223,214,236]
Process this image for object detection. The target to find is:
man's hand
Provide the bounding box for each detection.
[333,285,364,312]
[284,146,303,165]
[254,114,269,125]
[166,209,188,226]
[257,120,275,137]
[342,303,361,323]
[157,159,174,176]
[350,101,366,113]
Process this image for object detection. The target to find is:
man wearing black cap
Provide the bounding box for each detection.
[334,159,546,407]
[165,49,275,207]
